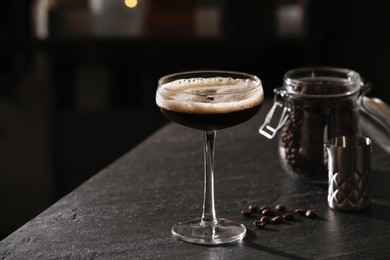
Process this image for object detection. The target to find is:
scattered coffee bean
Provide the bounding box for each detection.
[275,204,286,212]
[241,203,319,231]
[262,209,274,216]
[248,204,259,212]
[253,220,266,229]
[241,209,252,217]
[305,209,317,219]
[295,208,307,216]
[260,216,270,224]
[260,205,271,211]
[283,214,295,221]
[272,216,283,224]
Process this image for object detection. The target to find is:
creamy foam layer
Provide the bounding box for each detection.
[156,77,264,114]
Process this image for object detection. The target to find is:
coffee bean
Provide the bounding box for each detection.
[242,203,319,232]
[275,204,286,212]
[248,204,259,212]
[241,209,252,217]
[272,216,283,224]
[260,216,270,224]
[295,208,307,216]
[260,205,270,211]
[283,214,295,221]
[305,209,317,219]
[262,209,273,216]
[253,220,266,229]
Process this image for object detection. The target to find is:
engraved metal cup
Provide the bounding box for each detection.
[324,136,371,211]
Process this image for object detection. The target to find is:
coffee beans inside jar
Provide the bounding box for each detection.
[261,68,369,184]
[279,94,360,183]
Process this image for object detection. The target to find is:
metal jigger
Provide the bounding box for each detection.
[324,136,371,211]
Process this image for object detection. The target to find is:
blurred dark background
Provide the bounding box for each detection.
[1,0,389,239]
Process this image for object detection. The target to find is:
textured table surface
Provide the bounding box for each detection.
[1,100,390,259]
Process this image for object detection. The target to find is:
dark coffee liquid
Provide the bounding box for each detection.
[160,103,262,131]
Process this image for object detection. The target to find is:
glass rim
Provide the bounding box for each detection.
[283,66,363,99]
[158,70,262,95]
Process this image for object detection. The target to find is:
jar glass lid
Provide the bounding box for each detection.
[283,67,363,98]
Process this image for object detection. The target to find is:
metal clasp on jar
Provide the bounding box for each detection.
[259,88,290,139]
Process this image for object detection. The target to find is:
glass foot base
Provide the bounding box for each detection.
[171,218,246,245]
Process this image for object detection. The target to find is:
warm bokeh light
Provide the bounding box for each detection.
[124,0,137,8]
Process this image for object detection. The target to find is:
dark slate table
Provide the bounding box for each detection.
[1,100,390,259]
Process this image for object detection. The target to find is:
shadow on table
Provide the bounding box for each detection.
[359,169,390,222]
[242,230,309,260]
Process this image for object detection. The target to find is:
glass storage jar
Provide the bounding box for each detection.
[259,67,370,184]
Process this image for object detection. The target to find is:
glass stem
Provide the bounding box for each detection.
[201,131,218,227]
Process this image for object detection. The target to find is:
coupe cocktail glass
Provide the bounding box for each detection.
[156,70,264,245]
